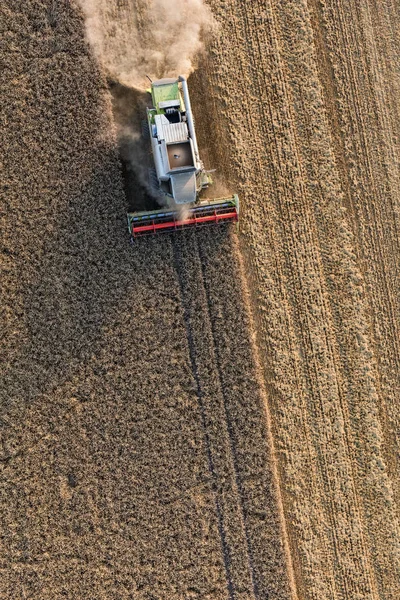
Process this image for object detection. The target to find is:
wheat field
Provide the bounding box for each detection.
[1,1,399,599]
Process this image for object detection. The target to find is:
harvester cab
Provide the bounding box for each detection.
[127,75,239,237]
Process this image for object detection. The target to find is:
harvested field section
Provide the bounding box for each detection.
[191,0,400,598]
[308,0,400,518]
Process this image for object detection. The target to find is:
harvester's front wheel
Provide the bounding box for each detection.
[148,168,164,201]
[141,119,150,140]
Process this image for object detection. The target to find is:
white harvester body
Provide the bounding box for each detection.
[127,76,239,237]
[148,76,207,204]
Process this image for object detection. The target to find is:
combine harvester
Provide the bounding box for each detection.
[127,75,239,237]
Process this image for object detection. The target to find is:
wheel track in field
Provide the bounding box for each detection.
[172,229,297,600]
[172,231,257,600]
[195,233,260,600]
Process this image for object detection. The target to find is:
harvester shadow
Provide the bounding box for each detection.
[108,79,159,214]
[3,145,173,440]
[11,142,232,421]
[5,139,235,466]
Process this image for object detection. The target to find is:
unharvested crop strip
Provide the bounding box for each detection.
[172,233,257,599]
[196,233,259,598]
[172,237,235,600]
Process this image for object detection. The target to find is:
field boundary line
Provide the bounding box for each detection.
[232,233,300,600]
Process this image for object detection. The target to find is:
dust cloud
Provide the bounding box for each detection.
[77,0,214,90]
[77,0,214,205]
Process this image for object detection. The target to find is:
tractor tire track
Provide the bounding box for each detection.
[173,228,296,600]
[172,231,257,600]
[196,229,298,600]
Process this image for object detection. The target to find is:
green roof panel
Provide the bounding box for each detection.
[152,82,180,112]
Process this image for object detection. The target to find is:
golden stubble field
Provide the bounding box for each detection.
[1,1,399,599]
[193,0,400,598]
